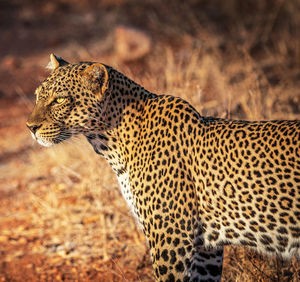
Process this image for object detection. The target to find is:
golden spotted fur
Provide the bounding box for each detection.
[27,55,300,281]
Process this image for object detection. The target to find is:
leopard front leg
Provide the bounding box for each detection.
[147,223,223,281]
[148,228,195,282]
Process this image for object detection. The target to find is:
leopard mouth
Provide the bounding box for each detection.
[33,130,72,147]
[52,131,72,144]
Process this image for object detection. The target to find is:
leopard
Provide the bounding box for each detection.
[27,54,300,282]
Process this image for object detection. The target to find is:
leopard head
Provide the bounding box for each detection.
[27,54,110,146]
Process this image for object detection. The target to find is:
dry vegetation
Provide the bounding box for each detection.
[0,0,299,281]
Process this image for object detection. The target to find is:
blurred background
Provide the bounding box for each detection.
[0,0,299,281]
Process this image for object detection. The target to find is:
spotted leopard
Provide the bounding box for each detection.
[27,54,300,281]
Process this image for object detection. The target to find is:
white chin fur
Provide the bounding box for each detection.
[37,139,53,147]
[32,132,53,147]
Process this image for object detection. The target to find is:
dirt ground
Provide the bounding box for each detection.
[0,0,299,281]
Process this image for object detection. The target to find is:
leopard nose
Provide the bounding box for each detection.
[26,123,42,134]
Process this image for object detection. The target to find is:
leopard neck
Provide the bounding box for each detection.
[85,68,155,174]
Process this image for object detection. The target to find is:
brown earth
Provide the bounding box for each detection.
[0,0,299,281]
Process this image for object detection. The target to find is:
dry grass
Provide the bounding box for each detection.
[0,0,299,281]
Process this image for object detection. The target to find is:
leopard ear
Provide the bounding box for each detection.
[46,54,69,70]
[81,63,109,96]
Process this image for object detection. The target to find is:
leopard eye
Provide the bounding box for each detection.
[55,97,65,104]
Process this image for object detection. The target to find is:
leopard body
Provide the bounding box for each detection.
[27,54,300,281]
